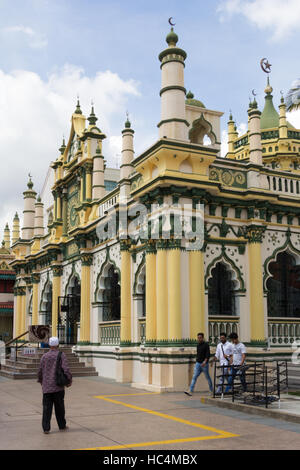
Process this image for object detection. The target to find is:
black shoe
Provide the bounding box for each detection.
[184,390,193,397]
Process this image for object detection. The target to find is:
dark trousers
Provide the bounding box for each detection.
[42,390,66,432]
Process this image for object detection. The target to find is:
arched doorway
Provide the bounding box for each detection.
[102,265,120,321]
[58,275,81,344]
[267,251,300,318]
[40,281,52,325]
[208,263,237,316]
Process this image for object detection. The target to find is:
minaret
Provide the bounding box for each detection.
[34,195,44,237]
[120,116,134,181]
[227,112,236,159]
[158,27,188,141]
[92,143,105,200]
[22,175,37,240]
[279,95,288,140]
[248,98,262,165]
[12,212,20,245]
[3,223,10,249]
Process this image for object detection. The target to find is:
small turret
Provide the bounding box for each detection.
[3,223,10,249]
[22,174,37,240]
[34,195,44,237]
[12,212,20,245]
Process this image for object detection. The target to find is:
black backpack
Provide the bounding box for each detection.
[55,351,71,387]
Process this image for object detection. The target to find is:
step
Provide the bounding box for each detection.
[0,369,98,380]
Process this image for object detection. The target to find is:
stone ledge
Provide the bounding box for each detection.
[200,395,300,424]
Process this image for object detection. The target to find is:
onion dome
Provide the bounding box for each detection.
[185,90,205,108]
[166,27,178,46]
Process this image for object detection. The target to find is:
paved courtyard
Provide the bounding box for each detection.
[0,374,300,450]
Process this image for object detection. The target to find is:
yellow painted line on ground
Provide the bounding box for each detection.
[81,435,233,450]
[97,392,160,398]
[94,395,239,438]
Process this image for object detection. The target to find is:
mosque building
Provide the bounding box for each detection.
[3,27,300,390]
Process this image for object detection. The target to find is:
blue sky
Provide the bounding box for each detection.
[1,0,300,234]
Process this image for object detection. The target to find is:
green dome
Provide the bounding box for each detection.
[185,91,205,108]
[166,27,178,46]
[260,93,294,130]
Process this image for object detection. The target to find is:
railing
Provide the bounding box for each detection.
[2,331,29,366]
[268,318,300,346]
[139,318,146,344]
[99,321,120,345]
[209,316,239,345]
[99,193,119,218]
[266,174,300,196]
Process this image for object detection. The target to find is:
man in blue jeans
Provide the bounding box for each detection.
[184,332,213,396]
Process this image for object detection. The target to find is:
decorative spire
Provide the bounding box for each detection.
[186,90,194,99]
[74,97,82,115]
[59,137,66,155]
[264,76,273,95]
[27,173,33,190]
[13,212,19,221]
[88,103,98,126]
[124,111,131,129]
[37,194,41,203]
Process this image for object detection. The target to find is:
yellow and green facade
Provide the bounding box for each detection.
[7,28,300,391]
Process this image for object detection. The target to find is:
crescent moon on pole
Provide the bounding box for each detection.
[168,17,176,27]
[252,89,257,97]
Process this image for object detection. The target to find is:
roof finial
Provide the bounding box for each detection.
[166,18,178,46]
[125,110,131,128]
[27,173,33,189]
[75,95,82,114]
[88,101,98,126]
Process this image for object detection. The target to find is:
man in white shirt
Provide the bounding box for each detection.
[225,332,247,393]
[214,332,233,394]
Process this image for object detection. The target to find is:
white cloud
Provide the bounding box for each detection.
[2,25,48,49]
[287,110,300,128]
[0,65,140,238]
[217,0,300,41]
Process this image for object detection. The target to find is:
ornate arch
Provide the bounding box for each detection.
[263,234,300,292]
[94,247,121,302]
[133,253,146,295]
[205,247,245,291]
[65,263,81,296]
[189,113,217,145]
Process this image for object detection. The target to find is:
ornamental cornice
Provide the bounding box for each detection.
[242,225,266,243]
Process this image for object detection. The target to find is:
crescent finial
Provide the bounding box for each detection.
[168,17,176,27]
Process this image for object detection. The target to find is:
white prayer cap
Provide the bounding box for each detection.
[49,337,59,347]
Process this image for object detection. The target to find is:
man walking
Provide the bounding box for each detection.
[214,332,233,394]
[185,332,213,396]
[37,336,72,434]
[225,332,247,393]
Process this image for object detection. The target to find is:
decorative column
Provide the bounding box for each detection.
[248,99,262,166]
[14,287,21,336]
[168,240,182,341]
[20,286,27,334]
[145,241,157,342]
[34,196,44,237]
[120,241,132,344]
[189,249,205,339]
[52,266,62,336]
[3,223,10,249]
[12,212,20,245]
[31,273,40,326]
[158,27,188,141]
[80,253,93,343]
[244,226,266,344]
[56,189,62,221]
[62,188,68,237]
[92,144,105,200]
[227,113,236,159]
[22,176,36,240]
[85,163,93,202]
[279,95,288,140]
[156,240,168,341]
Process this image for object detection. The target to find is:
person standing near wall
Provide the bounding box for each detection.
[37,336,72,434]
[184,332,213,396]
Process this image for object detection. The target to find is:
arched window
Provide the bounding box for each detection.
[41,282,52,325]
[103,265,120,321]
[208,263,236,316]
[267,252,300,318]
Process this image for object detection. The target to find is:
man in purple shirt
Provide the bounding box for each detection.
[37,337,72,434]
